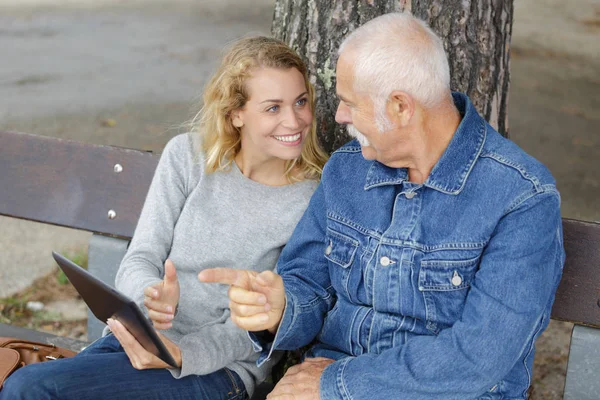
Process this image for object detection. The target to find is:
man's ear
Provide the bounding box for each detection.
[231,111,244,128]
[387,91,414,127]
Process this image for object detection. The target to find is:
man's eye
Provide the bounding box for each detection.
[296,98,308,107]
[266,105,280,112]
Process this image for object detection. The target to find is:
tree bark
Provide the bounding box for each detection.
[272,0,513,153]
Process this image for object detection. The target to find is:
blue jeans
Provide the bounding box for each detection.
[0,334,247,400]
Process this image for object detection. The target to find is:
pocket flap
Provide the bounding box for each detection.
[324,229,359,268]
[419,257,479,291]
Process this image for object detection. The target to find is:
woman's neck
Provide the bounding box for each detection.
[234,151,290,186]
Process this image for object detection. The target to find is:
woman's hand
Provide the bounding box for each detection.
[107,318,182,369]
[144,259,180,330]
[198,268,286,334]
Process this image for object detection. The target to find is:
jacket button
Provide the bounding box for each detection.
[405,192,416,199]
[325,242,332,255]
[380,256,391,266]
[451,271,462,286]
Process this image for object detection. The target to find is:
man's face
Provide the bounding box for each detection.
[335,54,397,163]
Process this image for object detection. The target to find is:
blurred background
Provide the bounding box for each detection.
[0,0,598,398]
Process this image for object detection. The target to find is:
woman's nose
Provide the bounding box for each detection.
[282,107,301,130]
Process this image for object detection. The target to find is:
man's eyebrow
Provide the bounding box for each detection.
[337,93,352,104]
[259,92,309,104]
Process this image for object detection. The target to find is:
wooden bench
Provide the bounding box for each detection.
[1,130,599,399]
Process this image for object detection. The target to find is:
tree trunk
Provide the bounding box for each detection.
[272,0,513,154]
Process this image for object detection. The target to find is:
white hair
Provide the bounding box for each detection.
[339,13,451,129]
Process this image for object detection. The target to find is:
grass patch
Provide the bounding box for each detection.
[0,294,61,328]
[0,249,88,339]
[56,250,88,285]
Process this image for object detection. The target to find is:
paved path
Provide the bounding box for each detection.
[0,0,275,297]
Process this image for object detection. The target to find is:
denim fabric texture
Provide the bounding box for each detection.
[250,93,565,399]
[0,334,248,400]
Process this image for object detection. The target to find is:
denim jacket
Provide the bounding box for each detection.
[251,93,565,399]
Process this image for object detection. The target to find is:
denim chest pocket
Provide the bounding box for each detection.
[325,228,359,299]
[419,256,480,333]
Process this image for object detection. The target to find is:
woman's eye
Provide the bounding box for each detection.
[266,105,279,113]
[296,98,307,107]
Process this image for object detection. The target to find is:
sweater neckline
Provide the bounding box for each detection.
[230,160,314,191]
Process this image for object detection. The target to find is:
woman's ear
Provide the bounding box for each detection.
[231,111,244,128]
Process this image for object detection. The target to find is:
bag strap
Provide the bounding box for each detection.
[0,337,55,348]
[0,337,78,358]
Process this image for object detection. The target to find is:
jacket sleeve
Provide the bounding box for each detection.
[250,183,336,366]
[320,189,565,399]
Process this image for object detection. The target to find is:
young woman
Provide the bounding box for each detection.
[0,36,328,400]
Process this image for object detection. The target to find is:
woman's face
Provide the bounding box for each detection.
[232,67,313,163]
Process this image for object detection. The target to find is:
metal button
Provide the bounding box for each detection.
[325,242,332,256]
[114,164,123,173]
[451,271,462,286]
[108,210,117,220]
[405,192,416,199]
[380,256,391,267]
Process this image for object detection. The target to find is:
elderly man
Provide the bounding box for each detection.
[200,13,564,399]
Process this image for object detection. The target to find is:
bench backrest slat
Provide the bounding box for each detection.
[0,130,158,238]
[551,218,600,328]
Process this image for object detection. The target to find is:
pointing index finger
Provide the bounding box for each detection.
[198,268,248,287]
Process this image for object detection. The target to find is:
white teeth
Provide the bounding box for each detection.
[274,133,301,142]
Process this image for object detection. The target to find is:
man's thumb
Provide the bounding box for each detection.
[256,270,281,289]
[164,259,178,286]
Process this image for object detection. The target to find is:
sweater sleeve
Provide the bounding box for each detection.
[115,134,193,312]
[170,312,257,378]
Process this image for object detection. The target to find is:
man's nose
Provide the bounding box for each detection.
[335,102,351,124]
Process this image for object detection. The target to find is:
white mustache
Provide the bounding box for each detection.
[346,124,370,146]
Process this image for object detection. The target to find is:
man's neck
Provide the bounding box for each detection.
[405,102,462,184]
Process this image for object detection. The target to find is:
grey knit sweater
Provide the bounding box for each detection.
[114,132,318,396]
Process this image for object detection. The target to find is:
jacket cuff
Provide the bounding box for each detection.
[320,357,352,400]
[248,293,294,367]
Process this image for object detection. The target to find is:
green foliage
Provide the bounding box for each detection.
[56,250,88,285]
[57,271,70,285]
[0,296,29,324]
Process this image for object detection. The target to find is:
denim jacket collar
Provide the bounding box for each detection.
[364,92,486,194]
[364,162,408,190]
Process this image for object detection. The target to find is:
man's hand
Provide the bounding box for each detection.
[107,318,182,369]
[144,259,179,330]
[198,268,285,333]
[267,357,335,400]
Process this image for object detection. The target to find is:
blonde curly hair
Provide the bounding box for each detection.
[190,36,328,181]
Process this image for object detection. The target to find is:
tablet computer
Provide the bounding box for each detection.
[52,251,178,367]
